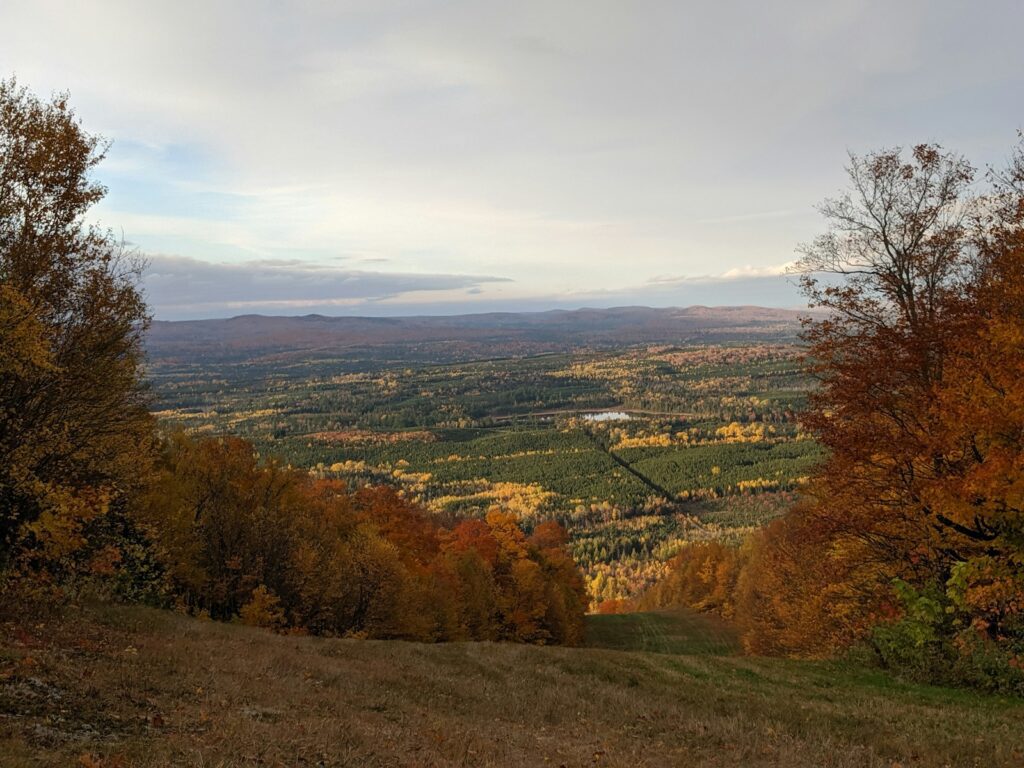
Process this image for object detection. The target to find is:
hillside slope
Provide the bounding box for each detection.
[2,605,1022,767]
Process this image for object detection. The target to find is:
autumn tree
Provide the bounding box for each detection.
[528,520,587,645]
[576,140,1024,682]
[741,140,1024,676]
[778,147,969,624]
[797,145,979,545]
[637,541,746,619]
[914,141,1024,649]
[0,78,153,574]
[440,519,501,639]
[138,434,299,618]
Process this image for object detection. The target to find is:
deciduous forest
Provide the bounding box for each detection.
[2,77,1024,765]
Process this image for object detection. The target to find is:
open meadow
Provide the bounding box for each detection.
[3,603,1023,768]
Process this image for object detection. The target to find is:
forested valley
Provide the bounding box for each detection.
[3,79,1024,766]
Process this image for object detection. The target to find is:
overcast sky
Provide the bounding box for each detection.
[3,1,1022,319]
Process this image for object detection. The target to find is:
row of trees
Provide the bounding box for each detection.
[0,79,587,645]
[641,139,1024,691]
[138,434,586,642]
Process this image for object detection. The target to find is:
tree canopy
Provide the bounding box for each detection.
[0,78,153,573]
[640,139,1024,691]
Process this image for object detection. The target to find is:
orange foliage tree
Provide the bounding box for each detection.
[744,140,1024,680]
[639,141,1024,686]
[636,541,746,619]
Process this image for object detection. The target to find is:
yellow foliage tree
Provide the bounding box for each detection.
[0,79,154,580]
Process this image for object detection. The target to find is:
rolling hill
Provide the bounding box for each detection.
[146,305,812,363]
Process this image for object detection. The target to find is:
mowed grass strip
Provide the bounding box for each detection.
[1,603,1022,767]
[585,610,741,656]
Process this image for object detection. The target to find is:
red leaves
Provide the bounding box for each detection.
[444,519,499,565]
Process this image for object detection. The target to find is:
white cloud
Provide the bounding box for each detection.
[719,263,797,280]
[2,0,1021,311]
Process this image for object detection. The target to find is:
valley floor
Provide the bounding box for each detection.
[2,604,1022,767]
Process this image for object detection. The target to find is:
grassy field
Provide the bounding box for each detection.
[585,610,740,656]
[3,604,1023,767]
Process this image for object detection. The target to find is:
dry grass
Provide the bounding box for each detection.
[2,603,1022,767]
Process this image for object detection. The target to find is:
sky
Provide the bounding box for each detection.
[2,1,1022,319]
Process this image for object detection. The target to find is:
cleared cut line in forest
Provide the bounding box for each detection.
[582,427,680,502]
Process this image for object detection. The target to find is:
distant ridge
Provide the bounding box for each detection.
[147,305,811,363]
